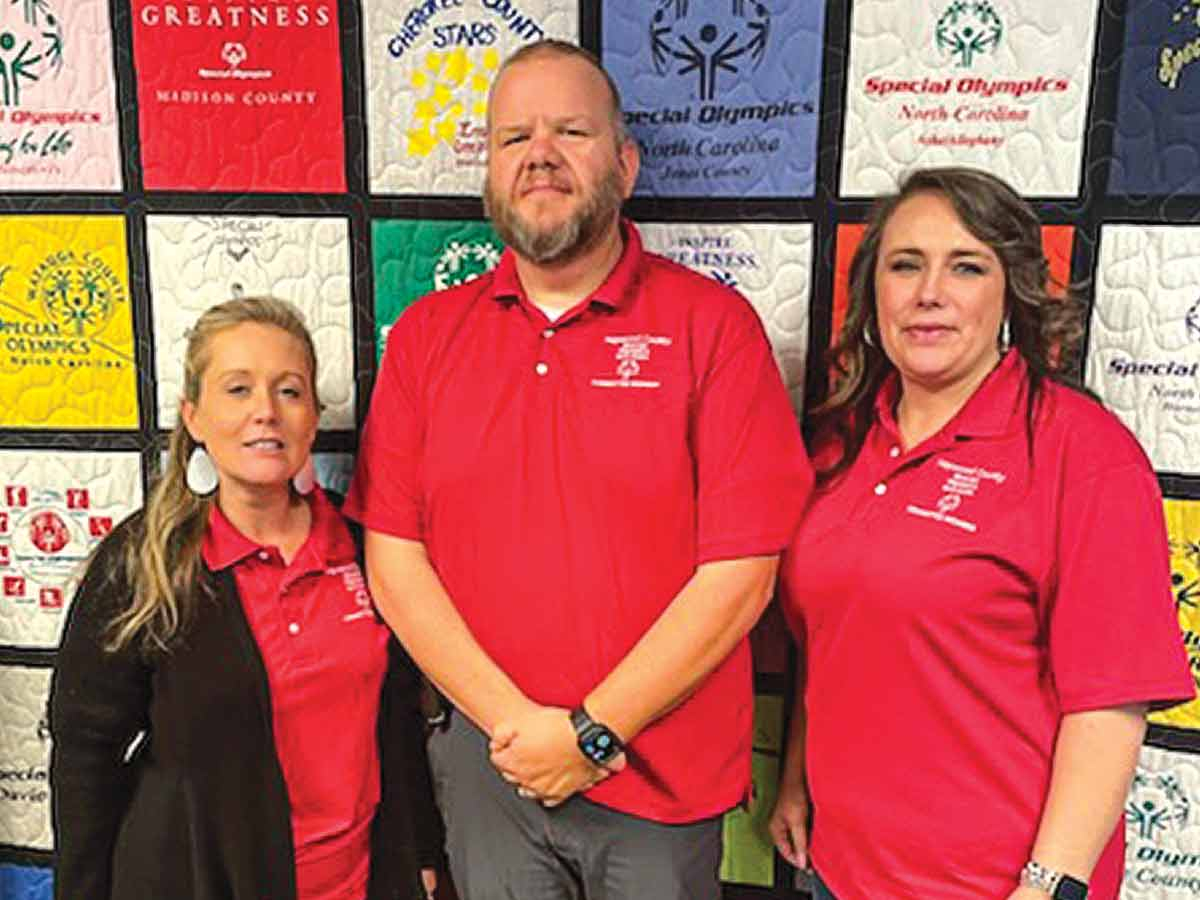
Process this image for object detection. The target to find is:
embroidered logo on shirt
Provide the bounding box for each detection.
[904,459,1006,533]
[327,562,374,622]
[590,334,673,389]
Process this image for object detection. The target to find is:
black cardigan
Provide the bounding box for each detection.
[49,511,444,900]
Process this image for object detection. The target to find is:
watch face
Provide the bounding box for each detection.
[580,724,620,764]
[1055,878,1088,900]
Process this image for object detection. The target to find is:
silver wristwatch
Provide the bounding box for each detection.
[1020,860,1088,899]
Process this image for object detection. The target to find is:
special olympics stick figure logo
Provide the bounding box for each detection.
[1127,769,1191,840]
[1186,296,1200,342]
[29,250,126,338]
[0,0,64,107]
[935,1,1003,69]
[649,0,771,102]
[221,42,247,69]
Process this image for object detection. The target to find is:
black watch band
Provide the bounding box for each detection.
[569,706,624,766]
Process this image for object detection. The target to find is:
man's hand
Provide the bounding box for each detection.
[489,705,625,805]
[768,778,810,869]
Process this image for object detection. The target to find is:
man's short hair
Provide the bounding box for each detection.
[489,39,629,146]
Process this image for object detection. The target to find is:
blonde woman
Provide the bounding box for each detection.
[50,297,442,900]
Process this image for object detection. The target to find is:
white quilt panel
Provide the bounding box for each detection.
[1087,225,1200,476]
[0,0,122,191]
[1124,744,1200,899]
[146,215,356,431]
[840,0,1099,197]
[362,0,579,195]
[0,451,142,649]
[0,664,52,851]
[639,222,812,416]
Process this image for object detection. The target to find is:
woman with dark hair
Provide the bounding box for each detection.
[769,168,1191,900]
[49,296,443,900]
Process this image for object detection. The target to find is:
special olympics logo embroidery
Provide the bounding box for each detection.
[0,0,64,107]
[904,459,1006,534]
[433,240,502,291]
[1127,769,1191,840]
[29,249,127,338]
[1186,296,1200,342]
[0,482,117,617]
[196,217,283,272]
[590,334,673,389]
[221,42,248,69]
[649,0,771,102]
[328,562,374,623]
[199,40,272,81]
[29,509,69,554]
[934,1,1003,69]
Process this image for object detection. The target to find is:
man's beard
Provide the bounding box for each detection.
[485,165,625,265]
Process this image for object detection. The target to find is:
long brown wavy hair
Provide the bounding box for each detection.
[810,166,1085,483]
[106,296,320,654]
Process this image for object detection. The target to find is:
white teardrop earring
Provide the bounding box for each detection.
[185,446,219,495]
[999,317,1011,351]
[292,455,315,496]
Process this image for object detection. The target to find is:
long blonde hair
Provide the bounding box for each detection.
[106,296,320,654]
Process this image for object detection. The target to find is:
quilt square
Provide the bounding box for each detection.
[146,214,355,431]
[1109,0,1200,196]
[1125,744,1200,896]
[840,0,1099,198]
[0,665,52,851]
[1150,498,1200,731]
[639,221,812,415]
[1087,224,1200,475]
[130,0,346,192]
[0,0,122,190]
[0,450,142,649]
[372,218,504,356]
[362,0,578,195]
[604,0,826,198]
[0,215,137,429]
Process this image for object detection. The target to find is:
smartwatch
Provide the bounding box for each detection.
[1020,860,1088,900]
[569,706,624,766]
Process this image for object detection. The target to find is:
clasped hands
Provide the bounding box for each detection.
[489,705,626,807]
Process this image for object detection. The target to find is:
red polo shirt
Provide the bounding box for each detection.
[345,221,811,823]
[780,352,1192,899]
[203,487,390,900]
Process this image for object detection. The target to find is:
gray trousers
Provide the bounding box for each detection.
[427,710,723,900]
[811,871,837,900]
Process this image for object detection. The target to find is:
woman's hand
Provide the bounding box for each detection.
[419,867,438,900]
[768,778,810,869]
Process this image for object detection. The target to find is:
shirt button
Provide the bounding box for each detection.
[889,446,900,458]
[874,483,887,496]
[257,550,270,561]
[542,328,555,339]
[535,361,549,376]
[287,622,300,635]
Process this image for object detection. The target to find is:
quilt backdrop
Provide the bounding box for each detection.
[1,2,1198,898]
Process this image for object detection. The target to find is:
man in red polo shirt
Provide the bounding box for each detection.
[344,39,812,900]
